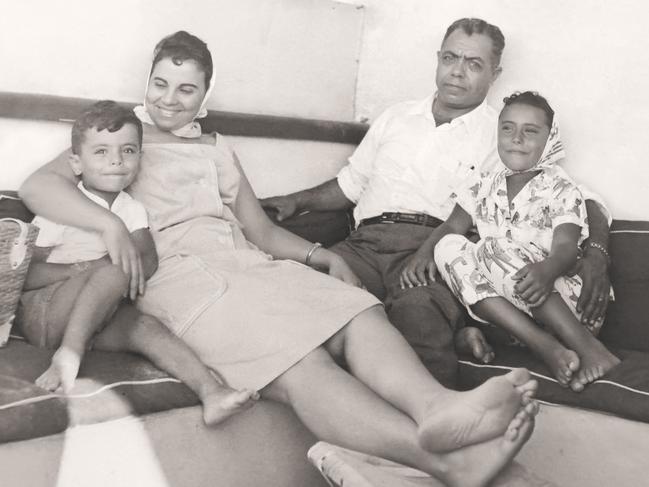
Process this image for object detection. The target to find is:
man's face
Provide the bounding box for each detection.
[435,29,501,111]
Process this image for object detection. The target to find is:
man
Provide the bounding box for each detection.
[261,18,611,388]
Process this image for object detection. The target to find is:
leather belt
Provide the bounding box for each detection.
[358,212,443,229]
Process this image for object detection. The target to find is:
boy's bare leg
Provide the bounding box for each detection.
[531,294,620,392]
[36,265,128,393]
[93,304,258,425]
[472,297,579,386]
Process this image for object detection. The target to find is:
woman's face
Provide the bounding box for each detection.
[498,103,551,172]
[145,57,207,132]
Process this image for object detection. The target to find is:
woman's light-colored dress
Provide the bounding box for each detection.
[434,165,603,333]
[128,137,379,390]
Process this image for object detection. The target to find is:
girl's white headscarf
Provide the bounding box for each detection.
[501,117,565,176]
[133,60,215,139]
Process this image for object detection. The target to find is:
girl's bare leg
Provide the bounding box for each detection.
[93,305,259,425]
[324,306,537,452]
[472,297,579,386]
[531,294,620,391]
[262,345,537,487]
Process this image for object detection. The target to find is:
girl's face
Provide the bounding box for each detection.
[497,103,551,172]
[145,57,207,132]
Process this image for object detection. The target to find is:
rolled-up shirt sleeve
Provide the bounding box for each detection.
[337,108,391,204]
[578,184,612,226]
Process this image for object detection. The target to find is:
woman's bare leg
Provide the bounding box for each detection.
[532,294,620,391]
[472,297,579,386]
[323,306,537,452]
[93,305,259,425]
[263,345,537,487]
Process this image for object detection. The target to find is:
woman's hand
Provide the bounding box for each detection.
[513,261,557,307]
[400,246,436,289]
[325,253,364,288]
[102,218,144,300]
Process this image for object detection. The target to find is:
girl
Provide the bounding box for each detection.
[411,91,619,392]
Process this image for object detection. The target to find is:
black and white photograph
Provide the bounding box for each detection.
[0,1,647,486]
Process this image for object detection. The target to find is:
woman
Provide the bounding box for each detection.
[21,31,538,486]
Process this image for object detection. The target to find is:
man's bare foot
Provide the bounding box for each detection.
[569,341,620,392]
[434,414,536,487]
[418,368,537,452]
[538,345,580,387]
[35,347,82,393]
[202,386,260,426]
[455,327,495,363]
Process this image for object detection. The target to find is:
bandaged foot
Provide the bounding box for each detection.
[35,347,82,393]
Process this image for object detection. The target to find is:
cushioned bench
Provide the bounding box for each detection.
[2,92,648,487]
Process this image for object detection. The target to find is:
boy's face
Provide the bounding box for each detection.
[69,124,141,201]
[498,104,550,172]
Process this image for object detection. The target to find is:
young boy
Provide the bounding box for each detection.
[19,100,258,424]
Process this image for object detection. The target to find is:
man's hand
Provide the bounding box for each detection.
[102,219,143,300]
[327,254,363,288]
[400,247,437,289]
[513,261,556,307]
[576,249,610,327]
[259,195,298,222]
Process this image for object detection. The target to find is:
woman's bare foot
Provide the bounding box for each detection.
[418,368,537,452]
[569,341,620,392]
[35,347,82,393]
[455,327,495,363]
[202,386,260,425]
[434,414,536,487]
[538,345,580,387]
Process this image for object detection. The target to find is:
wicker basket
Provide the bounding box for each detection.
[0,218,39,346]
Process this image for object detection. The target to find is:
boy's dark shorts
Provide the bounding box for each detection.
[16,281,67,349]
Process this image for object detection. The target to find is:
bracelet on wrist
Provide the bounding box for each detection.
[585,241,610,263]
[305,242,323,267]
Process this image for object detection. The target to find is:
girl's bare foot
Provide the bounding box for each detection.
[539,345,579,387]
[418,368,537,452]
[455,327,495,364]
[202,386,260,426]
[35,347,82,393]
[570,341,620,392]
[434,414,536,487]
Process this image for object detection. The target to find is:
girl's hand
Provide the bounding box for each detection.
[326,254,364,288]
[102,219,144,300]
[400,247,436,289]
[513,261,555,307]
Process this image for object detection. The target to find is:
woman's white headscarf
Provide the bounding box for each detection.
[133,59,215,139]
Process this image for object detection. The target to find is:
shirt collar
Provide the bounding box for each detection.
[77,181,124,210]
[414,92,492,132]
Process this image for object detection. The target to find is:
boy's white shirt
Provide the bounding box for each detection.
[33,182,148,264]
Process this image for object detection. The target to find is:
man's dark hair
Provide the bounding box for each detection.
[152,30,213,90]
[443,18,505,67]
[71,100,143,155]
[502,91,555,127]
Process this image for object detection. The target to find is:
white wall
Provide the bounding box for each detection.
[0,0,364,193]
[349,0,649,220]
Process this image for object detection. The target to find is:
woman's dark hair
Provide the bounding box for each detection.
[501,91,554,127]
[152,31,213,89]
[71,100,142,155]
[443,18,505,67]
